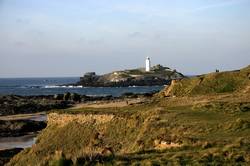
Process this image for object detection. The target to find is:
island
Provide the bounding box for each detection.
[73,64,184,87]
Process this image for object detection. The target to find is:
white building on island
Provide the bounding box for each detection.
[145,57,151,72]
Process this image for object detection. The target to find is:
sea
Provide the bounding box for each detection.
[0,77,164,97]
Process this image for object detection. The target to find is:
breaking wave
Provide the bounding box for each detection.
[44,85,83,88]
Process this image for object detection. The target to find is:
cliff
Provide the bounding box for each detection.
[74,64,184,87]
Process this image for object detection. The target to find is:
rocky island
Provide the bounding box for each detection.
[73,64,184,87]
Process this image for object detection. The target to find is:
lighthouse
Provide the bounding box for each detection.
[145,57,151,72]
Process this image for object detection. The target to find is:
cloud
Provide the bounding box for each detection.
[128,32,145,38]
[189,0,248,13]
[87,38,104,45]
[110,0,248,18]
[0,0,4,8]
[14,41,27,47]
[16,18,30,24]
[76,37,86,44]
[112,4,172,18]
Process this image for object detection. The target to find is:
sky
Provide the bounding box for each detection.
[0,0,250,77]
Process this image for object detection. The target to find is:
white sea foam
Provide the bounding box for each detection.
[45,85,60,88]
[44,85,84,88]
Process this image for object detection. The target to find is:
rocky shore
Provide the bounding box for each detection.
[0,91,157,116]
[0,120,47,137]
[0,94,72,165]
[0,95,70,116]
[0,148,23,165]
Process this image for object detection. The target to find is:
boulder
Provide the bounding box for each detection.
[70,93,81,102]
[63,92,71,101]
[53,94,64,100]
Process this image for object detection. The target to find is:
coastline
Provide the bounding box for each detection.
[0,90,158,165]
[0,75,166,158]
[1,65,250,165]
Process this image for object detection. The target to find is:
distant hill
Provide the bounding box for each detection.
[74,64,184,87]
[161,65,250,97]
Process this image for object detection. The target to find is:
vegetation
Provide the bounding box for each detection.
[162,65,250,97]
[7,65,250,165]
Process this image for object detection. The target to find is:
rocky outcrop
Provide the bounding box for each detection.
[0,120,47,137]
[0,92,157,116]
[0,95,70,116]
[0,148,23,166]
[74,65,184,87]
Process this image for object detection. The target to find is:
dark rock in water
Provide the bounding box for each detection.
[0,89,158,116]
[121,92,138,98]
[0,120,47,137]
[120,91,159,99]
[80,95,114,102]
[0,148,23,166]
[54,93,81,102]
[70,93,81,102]
[140,92,154,97]
[53,94,63,100]
[0,95,71,116]
[63,92,71,101]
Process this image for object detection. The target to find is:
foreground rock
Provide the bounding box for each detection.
[0,120,47,137]
[0,148,23,166]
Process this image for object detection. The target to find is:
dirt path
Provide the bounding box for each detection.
[72,98,145,109]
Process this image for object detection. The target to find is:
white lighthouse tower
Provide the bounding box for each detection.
[145,57,151,72]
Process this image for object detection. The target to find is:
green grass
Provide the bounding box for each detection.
[163,65,250,97]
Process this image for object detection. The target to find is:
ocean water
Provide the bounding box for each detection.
[0,134,37,150]
[0,77,164,97]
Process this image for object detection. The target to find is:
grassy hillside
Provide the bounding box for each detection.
[8,98,250,165]
[162,65,250,97]
[8,65,250,165]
